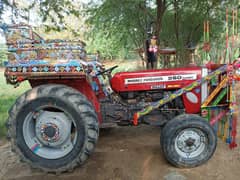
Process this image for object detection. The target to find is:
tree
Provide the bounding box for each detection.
[86,0,233,63]
[159,0,225,65]
[85,0,150,58]
[0,0,239,65]
[0,0,81,31]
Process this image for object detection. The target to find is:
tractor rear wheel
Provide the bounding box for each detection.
[6,84,99,173]
[160,114,217,168]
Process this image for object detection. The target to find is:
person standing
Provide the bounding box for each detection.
[145,35,158,69]
[95,50,101,62]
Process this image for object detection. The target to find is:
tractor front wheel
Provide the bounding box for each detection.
[6,84,99,173]
[160,114,217,168]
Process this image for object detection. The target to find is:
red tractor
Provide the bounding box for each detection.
[1,24,229,173]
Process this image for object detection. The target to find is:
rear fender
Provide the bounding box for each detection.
[29,79,102,123]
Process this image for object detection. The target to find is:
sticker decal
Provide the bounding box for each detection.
[151,84,166,89]
[167,84,181,88]
[125,74,197,85]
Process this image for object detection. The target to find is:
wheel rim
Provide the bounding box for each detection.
[174,128,207,159]
[23,106,78,159]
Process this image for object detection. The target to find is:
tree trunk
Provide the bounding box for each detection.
[173,0,180,66]
[155,0,166,38]
[173,0,179,41]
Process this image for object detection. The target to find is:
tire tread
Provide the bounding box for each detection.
[7,84,99,173]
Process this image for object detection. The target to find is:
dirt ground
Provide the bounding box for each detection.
[0,125,240,180]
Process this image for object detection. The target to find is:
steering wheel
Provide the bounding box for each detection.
[96,65,118,76]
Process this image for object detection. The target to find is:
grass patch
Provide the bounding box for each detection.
[0,96,18,137]
[0,71,30,138]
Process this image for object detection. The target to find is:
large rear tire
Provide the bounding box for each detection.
[160,114,217,168]
[6,84,99,173]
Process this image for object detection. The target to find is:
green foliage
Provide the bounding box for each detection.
[38,0,80,31]
[160,0,223,64]
[0,0,81,32]
[85,0,150,59]
[85,0,238,63]
[0,96,15,137]
[159,0,239,65]
[0,0,239,63]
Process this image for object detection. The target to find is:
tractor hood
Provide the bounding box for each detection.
[110,66,203,92]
